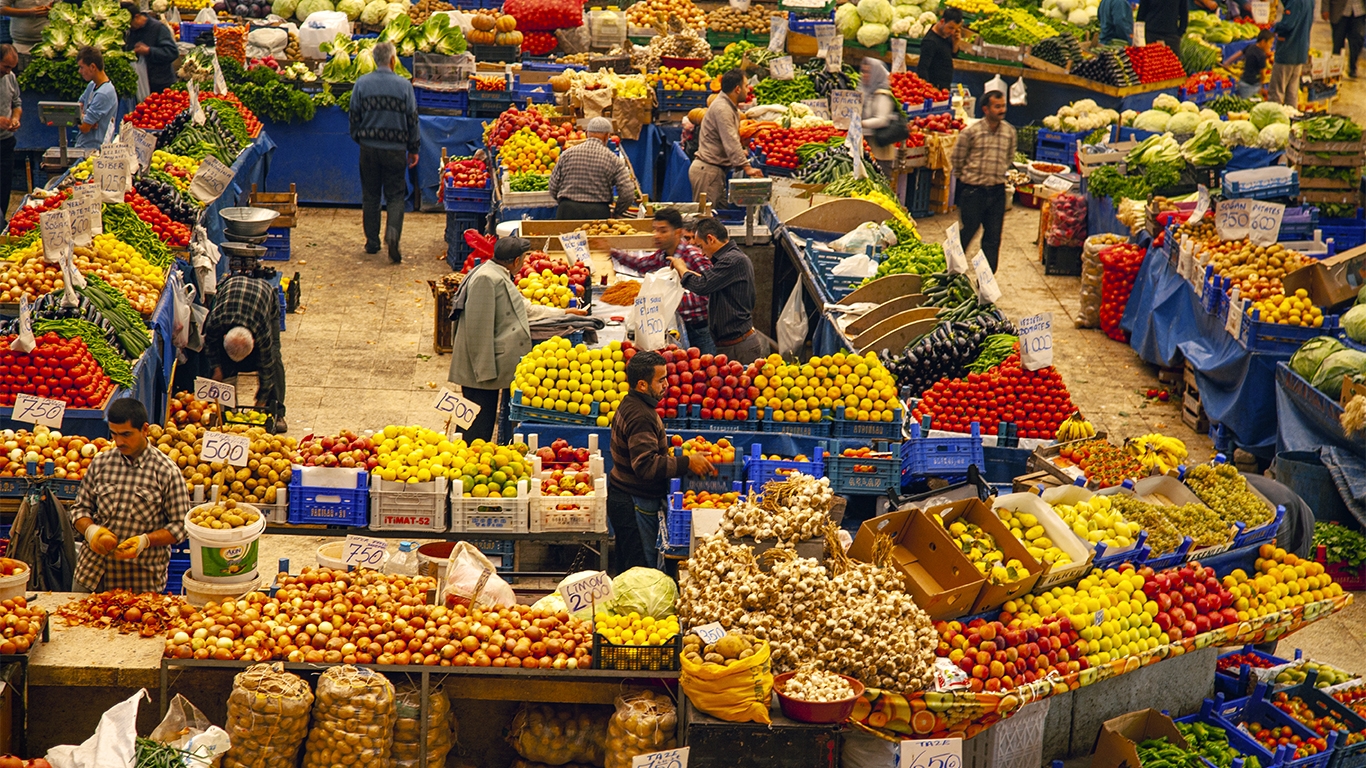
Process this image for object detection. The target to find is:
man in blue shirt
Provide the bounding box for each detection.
[75,46,117,149]
[1269,0,1313,105]
[1098,0,1133,45]
[349,40,419,264]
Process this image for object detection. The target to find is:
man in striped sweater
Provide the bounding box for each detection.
[350,41,420,263]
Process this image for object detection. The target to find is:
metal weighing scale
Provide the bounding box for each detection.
[39,101,93,172]
[727,177,773,246]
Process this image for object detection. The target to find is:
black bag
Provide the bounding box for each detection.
[870,90,910,146]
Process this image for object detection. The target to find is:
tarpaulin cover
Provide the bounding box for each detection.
[662,141,693,203]
[1275,377,1366,523]
[416,114,487,212]
[205,129,275,247]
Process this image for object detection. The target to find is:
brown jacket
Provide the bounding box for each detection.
[609,390,688,498]
[695,95,748,170]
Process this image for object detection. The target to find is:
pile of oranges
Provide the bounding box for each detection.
[678,489,741,509]
[1220,544,1345,620]
[670,435,737,469]
[648,66,713,92]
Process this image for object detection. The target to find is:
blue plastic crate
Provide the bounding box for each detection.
[178,22,217,44]
[758,406,831,436]
[1238,310,1339,356]
[468,538,514,571]
[656,84,710,112]
[444,211,486,271]
[1215,646,1296,700]
[1321,212,1366,249]
[1034,145,1075,166]
[1279,672,1366,768]
[1174,698,1288,767]
[1279,205,1321,240]
[1207,688,1341,768]
[1223,170,1300,199]
[685,403,759,434]
[508,389,602,425]
[513,84,555,104]
[908,167,932,219]
[1233,504,1286,548]
[901,419,983,477]
[827,441,901,494]
[1091,533,1150,571]
[287,471,369,527]
[262,227,290,261]
[787,10,834,36]
[443,172,493,213]
[467,89,517,117]
[674,440,745,493]
[1178,80,1233,104]
[744,442,825,488]
[277,285,286,332]
[415,88,468,113]
[830,405,903,440]
[1141,535,1194,571]
[664,478,746,548]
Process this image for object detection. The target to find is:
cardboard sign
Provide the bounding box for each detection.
[971,250,1001,304]
[58,251,85,307]
[944,222,968,274]
[693,622,726,644]
[212,52,228,95]
[632,748,689,768]
[767,15,787,52]
[891,38,907,73]
[200,430,251,467]
[830,89,860,130]
[194,376,237,408]
[1191,184,1210,223]
[802,98,832,120]
[561,571,614,613]
[93,154,130,203]
[72,183,102,235]
[190,155,234,203]
[826,42,843,72]
[633,290,669,350]
[848,111,867,179]
[769,56,795,80]
[729,0,751,9]
[1251,0,1269,22]
[66,194,94,247]
[1216,198,1284,246]
[343,535,389,569]
[558,231,591,264]
[433,387,482,430]
[1019,312,1053,371]
[11,393,65,428]
[1133,20,1145,46]
[188,80,205,125]
[39,208,71,264]
[123,126,157,171]
[814,23,837,56]
[900,738,962,768]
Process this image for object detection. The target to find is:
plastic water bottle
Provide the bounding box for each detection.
[386,542,419,577]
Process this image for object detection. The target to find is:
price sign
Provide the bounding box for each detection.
[194,376,237,408]
[971,250,1002,304]
[66,194,93,247]
[847,111,866,180]
[561,571,614,614]
[212,52,228,95]
[11,394,65,428]
[813,23,837,56]
[1133,20,1145,46]
[190,155,234,203]
[93,154,130,202]
[200,430,251,467]
[802,99,831,120]
[38,208,71,264]
[1041,174,1073,194]
[632,748,689,768]
[767,15,787,52]
[932,657,971,690]
[826,42,843,72]
[633,289,669,350]
[944,222,968,274]
[1251,0,1269,23]
[1018,312,1053,371]
[891,37,907,73]
[433,387,482,430]
[123,126,157,171]
[1191,184,1210,223]
[1247,200,1284,246]
[693,622,726,644]
[187,80,205,125]
[769,56,794,80]
[1225,297,1244,339]
[729,0,751,8]
[1216,199,1252,241]
[343,534,389,569]
[72,183,102,235]
[830,89,861,130]
[900,738,962,768]
[558,231,591,265]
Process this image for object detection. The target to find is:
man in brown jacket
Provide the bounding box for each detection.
[689,69,764,208]
[609,350,712,572]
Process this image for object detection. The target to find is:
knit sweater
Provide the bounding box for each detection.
[609,390,689,499]
[126,20,179,92]
[349,68,420,153]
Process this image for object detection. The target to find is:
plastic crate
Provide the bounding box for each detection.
[450,491,530,533]
[1035,128,1095,166]
[830,405,903,440]
[287,469,369,527]
[1321,212,1366,249]
[901,419,984,478]
[656,84,710,112]
[664,479,746,548]
[1316,545,1366,590]
[1280,205,1321,241]
[743,442,825,488]
[415,88,468,113]
[1141,536,1195,571]
[1280,673,1366,768]
[444,211,485,271]
[705,29,743,46]
[443,173,493,213]
[787,10,835,35]
[1215,645,1295,700]
[758,406,832,436]
[262,227,290,261]
[178,22,217,44]
[529,477,608,533]
[686,403,760,433]
[508,389,602,426]
[369,476,450,532]
[468,539,514,571]
[467,89,518,117]
[826,441,901,494]
[961,700,1049,768]
[1223,172,1301,199]
[675,442,745,494]
[1174,699,1285,768]
[1233,504,1286,548]
[1178,80,1233,103]
[591,632,681,671]
[908,167,932,219]
[1207,690,1341,768]
[1044,244,1083,276]
[1237,310,1339,355]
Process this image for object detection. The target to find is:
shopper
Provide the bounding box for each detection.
[1098,0,1133,45]
[0,44,21,219]
[1270,0,1313,104]
[1224,29,1274,98]
[122,3,177,94]
[672,217,764,364]
[349,40,419,264]
[916,8,962,91]
[690,69,763,208]
[611,208,715,354]
[1326,0,1365,78]
[548,116,639,220]
[448,237,533,444]
[1136,0,1187,52]
[609,349,712,572]
[74,46,116,149]
[0,0,47,60]
[950,89,1015,273]
[860,58,905,179]
[69,398,190,594]
[203,274,288,433]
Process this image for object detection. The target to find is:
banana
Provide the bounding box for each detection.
[1125,433,1188,476]
[1055,412,1098,442]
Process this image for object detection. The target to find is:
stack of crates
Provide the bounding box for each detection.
[249,183,297,261]
[1290,129,1366,208]
[166,541,192,595]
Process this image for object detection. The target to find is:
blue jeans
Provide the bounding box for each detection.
[632,496,663,570]
[1236,81,1262,99]
[686,323,716,355]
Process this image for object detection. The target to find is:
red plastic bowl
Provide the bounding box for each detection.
[773,671,865,724]
[661,56,708,70]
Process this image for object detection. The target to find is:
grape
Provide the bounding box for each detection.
[1184,464,1274,529]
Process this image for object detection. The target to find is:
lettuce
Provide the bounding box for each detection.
[360,0,387,24]
[337,0,364,18]
[857,0,894,25]
[1220,119,1259,147]
[1344,305,1366,343]
[1167,110,1200,134]
[1312,349,1366,398]
[1250,101,1290,131]
[857,22,890,45]
[1259,122,1290,150]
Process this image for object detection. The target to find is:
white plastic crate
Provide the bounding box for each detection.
[450,482,531,533]
[369,476,449,532]
[529,476,608,533]
[962,700,1049,768]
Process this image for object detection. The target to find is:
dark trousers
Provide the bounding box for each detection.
[358,145,408,250]
[556,200,612,220]
[685,322,715,355]
[0,136,16,220]
[1150,33,1182,54]
[607,486,647,574]
[957,183,1007,273]
[460,386,506,443]
[1333,15,1366,74]
[220,321,287,418]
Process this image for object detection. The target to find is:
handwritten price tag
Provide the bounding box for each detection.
[1247,200,1284,246]
[1191,184,1210,223]
[11,393,65,428]
[767,15,787,52]
[802,99,831,120]
[971,250,1002,304]
[826,42,843,72]
[343,534,389,569]
[562,570,614,614]
[1215,198,1252,241]
[433,387,482,430]
[190,155,234,204]
[769,56,794,80]
[830,90,861,130]
[848,112,866,179]
[634,290,669,350]
[1133,20,1146,46]
[558,231,591,265]
[194,376,237,408]
[201,430,251,467]
[66,195,94,247]
[212,52,228,95]
[813,23,837,54]
[633,747,689,768]
[900,738,962,768]
[943,223,968,274]
[72,183,102,235]
[39,208,71,264]
[1019,311,1053,371]
[891,38,907,73]
[92,154,129,202]
[1251,0,1269,22]
[693,622,726,644]
[123,126,157,172]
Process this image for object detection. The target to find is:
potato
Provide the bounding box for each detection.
[224,664,313,768]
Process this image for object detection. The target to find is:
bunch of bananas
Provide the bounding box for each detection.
[1055,412,1097,442]
[1125,433,1188,475]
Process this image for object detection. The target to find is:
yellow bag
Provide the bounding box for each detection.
[679,639,774,724]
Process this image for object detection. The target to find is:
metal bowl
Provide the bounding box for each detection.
[220,241,267,260]
[219,207,280,238]
[222,232,269,245]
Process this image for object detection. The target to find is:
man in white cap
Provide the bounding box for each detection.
[203,275,287,433]
[548,116,640,220]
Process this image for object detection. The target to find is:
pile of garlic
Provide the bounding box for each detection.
[719,473,835,543]
[783,666,857,703]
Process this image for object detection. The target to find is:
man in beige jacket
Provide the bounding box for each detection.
[448,237,533,442]
[690,69,763,207]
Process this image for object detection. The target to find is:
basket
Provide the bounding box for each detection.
[1236,311,1337,355]
[590,632,681,671]
[675,442,745,494]
[773,672,865,724]
[827,442,901,494]
[686,403,761,433]
[178,22,218,44]
[663,479,746,549]
[901,420,984,478]
[450,490,531,533]
[743,442,825,488]
[369,476,450,532]
[286,469,369,527]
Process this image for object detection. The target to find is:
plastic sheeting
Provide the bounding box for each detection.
[204,130,275,248]
[415,115,488,212]
[661,141,693,202]
[265,106,388,205]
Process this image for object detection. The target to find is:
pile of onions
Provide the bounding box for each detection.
[0,597,46,653]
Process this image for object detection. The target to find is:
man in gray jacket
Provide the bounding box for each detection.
[349,40,419,264]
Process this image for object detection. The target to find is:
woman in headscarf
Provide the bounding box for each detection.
[859,58,907,179]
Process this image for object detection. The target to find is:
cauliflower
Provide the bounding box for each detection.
[891,16,912,33]
[917,10,936,23]
[1043,115,1062,130]
[1152,93,1182,114]
[1066,7,1089,24]
[1198,108,1219,123]
[1121,109,1138,126]
[908,20,926,35]
[337,0,363,18]
[858,0,894,23]
[1179,101,1199,113]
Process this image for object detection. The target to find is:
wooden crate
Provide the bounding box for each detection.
[1182,387,1209,433]
[249,183,298,228]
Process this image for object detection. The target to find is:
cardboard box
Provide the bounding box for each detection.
[1090,709,1189,768]
[929,498,1045,612]
[1343,375,1366,408]
[1281,245,1366,309]
[848,507,985,621]
[1077,141,1138,177]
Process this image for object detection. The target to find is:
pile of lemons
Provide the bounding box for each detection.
[513,339,629,427]
[1246,289,1324,328]
[517,271,577,308]
[749,352,901,424]
[594,612,681,646]
[371,426,534,498]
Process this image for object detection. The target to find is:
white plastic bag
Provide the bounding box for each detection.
[297,11,351,58]
[440,542,516,610]
[630,269,684,351]
[12,295,35,354]
[134,57,150,103]
[830,221,895,253]
[193,7,216,21]
[832,253,878,277]
[170,270,192,349]
[1009,76,1027,106]
[190,224,220,296]
[151,694,232,768]
[47,688,147,768]
[983,74,1007,98]
[776,281,808,358]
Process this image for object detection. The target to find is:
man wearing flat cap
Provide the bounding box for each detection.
[448,237,533,442]
[548,116,640,220]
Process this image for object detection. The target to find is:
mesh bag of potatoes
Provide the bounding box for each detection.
[301,665,397,768]
[679,631,774,724]
[393,683,456,768]
[604,690,677,768]
[507,703,610,766]
[223,663,314,768]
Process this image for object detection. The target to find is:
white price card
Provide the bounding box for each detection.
[194,376,237,408]
[187,80,205,125]
[558,231,591,265]
[1191,184,1210,223]
[767,15,787,52]
[1247,200,1285,246]
[1215,198,1251,241]
[971,250,1002,304]
[769,56,795,80]
[433,387,482,430]
[1225,297,1244,339]
[633,748,689,768]
[729,0,751,8]
[66,194,93,247]
[212,52,228,95]
[802,98,831,120]
[93,154,130,203]
[1133,20,1145,47]
[1251,0,1269,22]
[343,534,389,569]
[38,208,71,264]
[826,42,843,72]
[633,288,669,350]
[1018,312,1054,371]
[72,183,103,235]
[900,738,962,768]
[814,23,837,55]
[123,126,158,172]
[693,622,726,644]
[830,89,861,130]
[891,37,907,73]
[190,155,235,204]
[11,393,65,428]
[200,430,251,467]
[943,222,968,274]
[847,111,866,180]
[561,571,615,614]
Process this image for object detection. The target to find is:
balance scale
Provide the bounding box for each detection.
[38,101,93,173]
[727,178,773,246]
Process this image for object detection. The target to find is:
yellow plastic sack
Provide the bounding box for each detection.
[679,639,773,724]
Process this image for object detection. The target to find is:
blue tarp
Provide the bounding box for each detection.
[204,130,276,248]
[415,115,487,212]
[15,90,138,152]
[262,107,373,205]
[661,141,693,202]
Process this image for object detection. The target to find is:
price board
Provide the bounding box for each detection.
[830,90,861,130]
[558,231,591,265]
[200,430,251,467]
[66,194,94,247]
[971,250,1001,304]
[813,23,837,56]
[633,747,689,768]
[93,154,130,203]
[693,622,726,644]
[194,376,237,408]
[891,38,907,73]
[39,208,71,264]
[1251,0,1269,22]
[943,223,968,274]
[561,571,614,614]
[343,535,389,569]
[11,393,65,428]
[1018,312,1054,370]
[190,155,234,204]
[433,387,482,430]
[769,56,794,80]
[826,42,843,71]
[123,126,158,171]
[900,738,962,768]
[767,15,787,52]
[802,99,831,120]
[633,289,669,350]
[1133,20,1145,46]
[188,80,204,124]
[1216,198,1283,246]
[847,112,866,179]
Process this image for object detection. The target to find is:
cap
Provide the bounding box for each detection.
[399,541,414,552]
[493,236,532,263]
[586,116,613,134]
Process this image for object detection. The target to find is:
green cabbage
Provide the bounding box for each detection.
[857,0,894,25]
[1358,284,1366,305]
[360,0,387,23]
[1132,110,1170,132]
[337,0,364,18]
[1259,123,1290,150]
[1221,119,1259,147]
[1290,336,1345,379]
[1167,110,1200,134]
[1250,101,1290,131]
[1199,108,1219,123]
[857,22,890,45]
[836,3,862,38]
[273,0,300,17]
[1344,305,1366,343]
[1312,349,1366,398]
[611,567,679,619]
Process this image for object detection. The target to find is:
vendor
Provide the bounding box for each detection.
[121,3,177,94]
[609,349,713,572]
[1225,29,1274,99]
[74,46,116,149]
[0,44,20,219]
[690,69,763,208]
[548,116,639,220]
[860,59,905,179]
[448,236,533,443]
[1270,0,1313,105]
[1136,0,1187,53]
[70,398,190,594]
[1098,0,1133,45]
[1324,0,1363,80]
[671,217,765,364]
[611,208,715,354]
[204,275,287,434]
[916,8,963,91]
[950,90,1015,273]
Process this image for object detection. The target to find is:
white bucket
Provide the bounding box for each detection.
[0,566,29,601]
[317,540,390,572]
[181,569,261,607]
[185,502,267,584]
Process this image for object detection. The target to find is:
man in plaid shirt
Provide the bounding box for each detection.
[611,208,716,353]
[71,398,189,593]
[204,274,287,433]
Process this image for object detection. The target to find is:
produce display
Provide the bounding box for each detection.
[604,691,677,768]
[371,428,531,496]
[1125,433,1189,476]
[1098,242,1146,342]
[188,499,262,530]
[513,339,639,426]
[56,591,183,637]
[647,66,712,91]
[297,430,376,468]
[441,157,489,190]
[1245,722,1329,758]
[1183,463,1274,530]
[224,663,314,768]
[719,472,834,544]
[707,3,771,35]
[1051,494,1143,551]
[780,667,857,702]
[577,221,639,235]
[1273,660,1356,688]
[1109,494,1229,555]
[594,612,680,646]
[682,630,761,666]
[301,665,396,768]
[911,348,1077,439]
[1126,43,1187,84]
[0,428,108,481]
[1245,290,1325,328]
[672,435,738,466]
[744,351,900,424]
[889,71,949,104]
[0,332,118,410]
[149,423,297,505]
[678,488,741,509]
[933,512,1030,584]
[994,505,1074,568]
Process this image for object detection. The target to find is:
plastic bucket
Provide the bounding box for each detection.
[1275,451,1352,524]
[184,503,267,584]
[0,566,29,601]
[317,541,390,572]
[417,541,456,592]
[181,569,261,607]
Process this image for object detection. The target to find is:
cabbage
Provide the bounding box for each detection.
[1344,305,1366,343]
[1250,101,1291,131]
[857,0,894,25]
[1067,7,1089,24]
[1152,93,1181,114]
[1259,122,1290,150]
[359,0,386,22]
[857,22,890,45]
[530,593,567,614]
[1179,101,1199,113]
[1290,336,1345,379]
[836,3,863,38]
[1132,109,1170,132]
[1199,108,1219,123]
[1359,285,1366,306]
[337,0,363,18]
[611,567,679,619]
[273,0,299,16]
[1220,119,1259,147]
[1167,110,1200,134]
[382,1,407,25]
[1312,349,1366,398]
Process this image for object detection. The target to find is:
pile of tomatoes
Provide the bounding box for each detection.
[748,125,843,170]
[1246,722,1330,759]
[1217,650,1277,673]
[1271,692,1366,746]
[442,157,490,191]
[0,332,117,409]
[1125,44,1186,84]
[889,72,949,105]
[910,350,1077,440]
[6,190,71,237]
[124,89,191,131]
[124,189,191,247]
[1055,438,1145,488]
[909,112,963,133]
[1181,71,1233,98]
[1098,243,1147,342]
